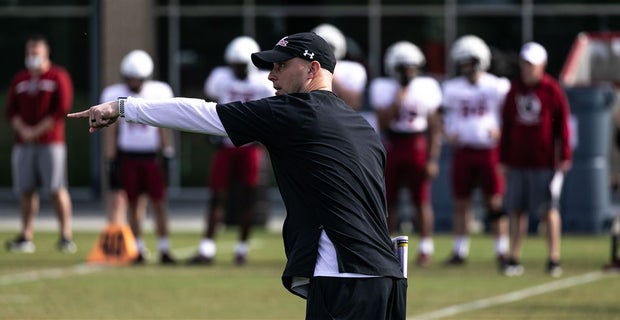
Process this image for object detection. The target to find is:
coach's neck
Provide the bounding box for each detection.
[304,63,333,93]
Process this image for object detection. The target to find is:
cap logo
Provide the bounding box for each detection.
[276,37,288,47]
[303,50,315,60]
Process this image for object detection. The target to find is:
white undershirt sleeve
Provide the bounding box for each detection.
[123,96,227,136]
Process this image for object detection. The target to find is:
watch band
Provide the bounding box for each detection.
[118,97,127,118]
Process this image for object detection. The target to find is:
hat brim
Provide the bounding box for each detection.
[251,49,296,70]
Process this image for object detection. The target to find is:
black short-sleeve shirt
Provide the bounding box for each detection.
[216,90,404,294]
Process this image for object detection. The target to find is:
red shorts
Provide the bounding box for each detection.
[384,134,430,206]
[209,144,262,191]
[450,146,504,199]
[119,153,166,202]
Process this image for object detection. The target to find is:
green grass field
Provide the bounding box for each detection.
[1,229,619,319]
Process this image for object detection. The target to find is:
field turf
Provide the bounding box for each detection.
[1,229,619,319]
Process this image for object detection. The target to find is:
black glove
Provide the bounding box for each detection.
[162,155,172,174]
[161,147,175,176]
[106,158,121,189]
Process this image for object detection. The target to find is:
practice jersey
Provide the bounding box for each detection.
[204,67,275,146]
[369,76,442,134]
[333,60,367,93]
[442,73,510,148]
[100,80,173,153]
[6,64,73,144]
[334,60,378,130]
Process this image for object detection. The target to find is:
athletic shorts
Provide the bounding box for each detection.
[384,134,430,206]
[451,147,504,199]
[504,168,558,215]
[306,277,407,320]
[11,143,67,195]
[209,144,262,191]
[119,153,166,202]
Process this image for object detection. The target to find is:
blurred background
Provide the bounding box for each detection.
[2,0,620,233]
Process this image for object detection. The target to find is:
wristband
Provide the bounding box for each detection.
[118,97,127,118]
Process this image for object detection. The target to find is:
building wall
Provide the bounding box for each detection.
[101,0,155,87]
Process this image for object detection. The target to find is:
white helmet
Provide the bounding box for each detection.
[312,24,347,60]
[450,35,491,71]
[224,36,260,64]
[384,41,425,78]
[120,50,153,79]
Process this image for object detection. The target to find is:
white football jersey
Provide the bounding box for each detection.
[369,76,442,133]
[204,67,275,146]
[205,67,274,103]
[442,73,510,148]
[100,80,174,153]
[334,60,367,93]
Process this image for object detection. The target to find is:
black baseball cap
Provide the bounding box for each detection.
[251,32,336,73]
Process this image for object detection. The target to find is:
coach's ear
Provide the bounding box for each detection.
[308,60,321,78]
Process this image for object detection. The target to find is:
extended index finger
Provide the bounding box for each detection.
[67,109,90,118]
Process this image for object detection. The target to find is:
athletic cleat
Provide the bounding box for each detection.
[133,252,146,265]
[443,253,466,266]
[186,254,214,266]
[503,259,524,277]
[6,235,35,253]
[416,253,431,267]
[546,260,563,278]
[235,253,247,266]
[603,260,620,271]
[159,252,177,265]
[497,255,509,274]
[57,238,77,254]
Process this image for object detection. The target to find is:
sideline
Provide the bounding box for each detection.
[408,271,612,320]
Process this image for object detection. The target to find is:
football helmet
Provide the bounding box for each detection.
[450,35,491,71]
[120,50,153,79]
[384,41,425,78]
[312,23,347,60]
[224,36,260,65]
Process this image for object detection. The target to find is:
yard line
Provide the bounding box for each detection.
[0,264,102,286]
[408,271,612,320]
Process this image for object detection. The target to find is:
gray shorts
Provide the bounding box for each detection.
[12,143,68,195]
[504,168,559,216]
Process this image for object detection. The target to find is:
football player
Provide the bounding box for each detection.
[441,35,510,270]
[369,41,443,267]
[187,36,275,265]
[100,50,176,264]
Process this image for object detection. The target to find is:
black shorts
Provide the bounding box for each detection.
[306,276,407,320]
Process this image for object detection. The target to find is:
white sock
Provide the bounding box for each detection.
[158,237,170,253]
[453,236,470,258]
[418,237,434,255]
[235,242,249,255]
[136,238,145,253]
[495,235,509,256]
[199,239,216,257]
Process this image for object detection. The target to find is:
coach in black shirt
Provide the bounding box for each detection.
[71,32,407,320]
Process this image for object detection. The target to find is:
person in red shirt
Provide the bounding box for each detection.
[5,35,76,254]
[500,42,572,277]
